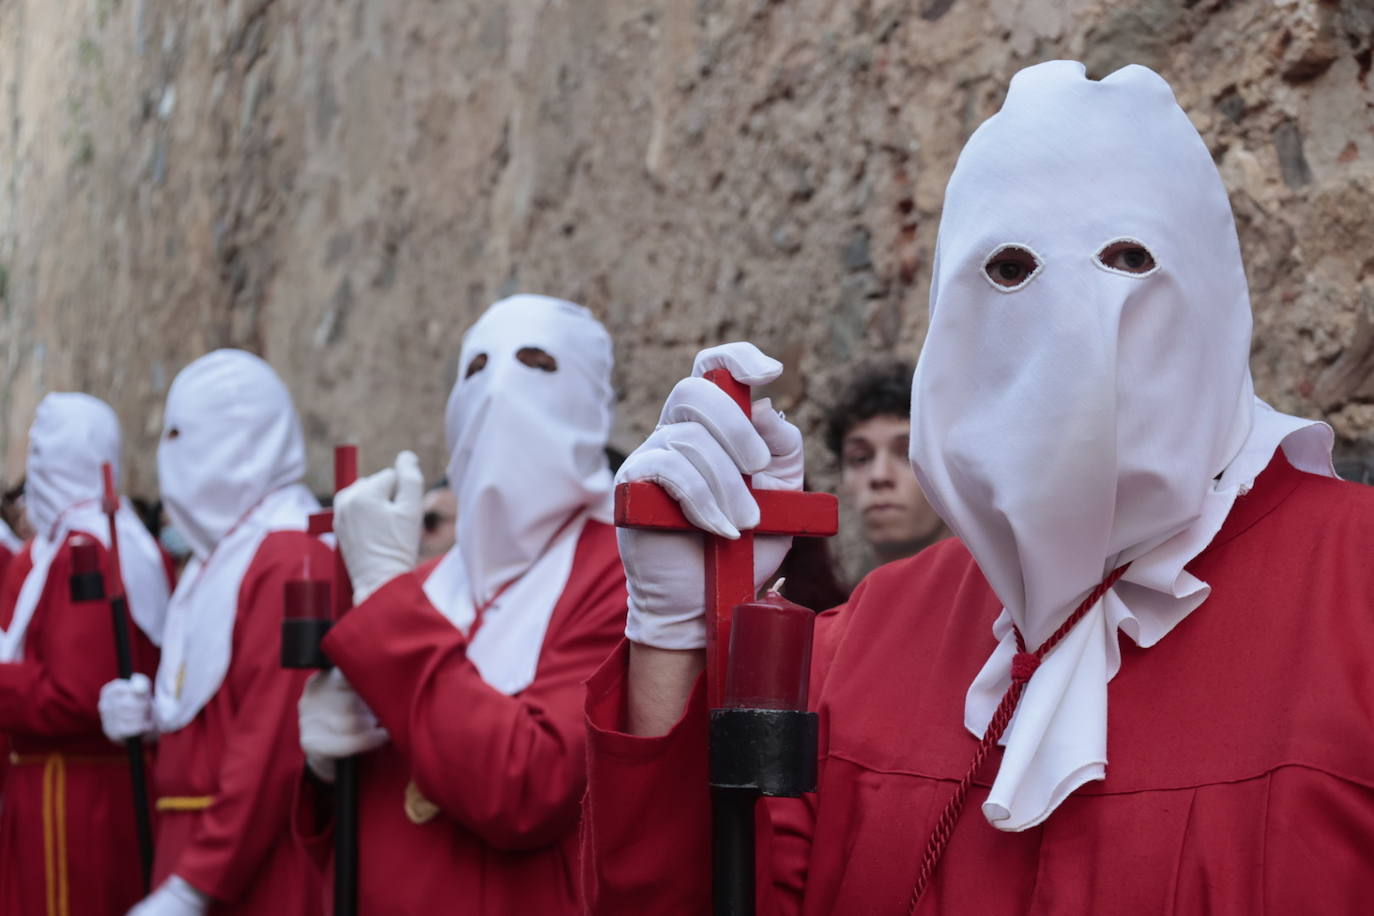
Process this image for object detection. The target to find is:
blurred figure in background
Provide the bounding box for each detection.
[1,480,33,543]
[419,480,457,561]
[825,360,947,574]
[98,349,329,916]
[0,393,170,916]
[0,482,24,583]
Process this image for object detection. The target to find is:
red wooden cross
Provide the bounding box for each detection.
[306,444,359,619]
[615,369,839,706]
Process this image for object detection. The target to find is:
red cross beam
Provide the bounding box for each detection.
[615,368,839,707]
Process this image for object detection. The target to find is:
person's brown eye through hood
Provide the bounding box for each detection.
[1096,239,1157,276]
[983,245,1041,290]
[516,347,558,372]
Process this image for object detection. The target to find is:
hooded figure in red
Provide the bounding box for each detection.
[99,350,329,916]
[0,393,170,915]
[294,295,628,914]
[580,62,1373,915]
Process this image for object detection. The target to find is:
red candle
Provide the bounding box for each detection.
[723,590,815,711]
[283,578,332,621]
[69,535,101,576]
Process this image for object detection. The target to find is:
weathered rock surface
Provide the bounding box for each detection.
[1,0,1371,574]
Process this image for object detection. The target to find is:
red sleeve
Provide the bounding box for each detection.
[325,536,627,852]
[0,534,124,737]
[580,595,854,915]
[173,535,329,900]
[580,640,714,914]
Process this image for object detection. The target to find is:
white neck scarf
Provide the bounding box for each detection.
[426,295,614,694]
[422,510,589,695]
[152,350,317,732]
[2,393,170,662]
[908,61,1335,831]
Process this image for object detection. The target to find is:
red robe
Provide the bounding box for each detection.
[0,531,162,916]
[152,530,330,914]
[582,454,1374,914]
[295,520,627,914]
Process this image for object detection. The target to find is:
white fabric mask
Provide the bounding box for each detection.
[2,393,170,662]
[909,61,1334,831]
[158,349,308,560]
[153,350,318,732]
[423,294,614,695]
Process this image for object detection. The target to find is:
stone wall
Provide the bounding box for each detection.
[1,0,1372,569]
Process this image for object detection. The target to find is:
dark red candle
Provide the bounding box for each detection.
[283,578,332,621]
[723,590,815,711]
[69,535,101,575]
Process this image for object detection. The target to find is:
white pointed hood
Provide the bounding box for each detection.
[422,294,614,694]
[153,350,318,731]
[1,393,169,661]
[908,61,1334,831]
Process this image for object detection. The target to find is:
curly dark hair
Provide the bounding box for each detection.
[823,359,914,459]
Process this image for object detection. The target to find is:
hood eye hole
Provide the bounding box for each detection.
[1096,239,1158,276]
[165,428,180,441]
[982,245,1042,291]
[464,353,488,379]
[515,347,558,373]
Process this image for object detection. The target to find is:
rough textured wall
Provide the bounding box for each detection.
[1,0,1372,558]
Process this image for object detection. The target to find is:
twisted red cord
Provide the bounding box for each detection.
[907,563,1130,913]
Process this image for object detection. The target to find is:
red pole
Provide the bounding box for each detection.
[332,446,358,620]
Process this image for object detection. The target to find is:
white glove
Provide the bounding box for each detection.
[298,668,389,783]
[99,674,155,743]
[619,342,803,650]
[127,875,209,916]
[334,450,424,604]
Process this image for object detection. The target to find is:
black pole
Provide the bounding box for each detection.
[281,577,356,916]
[711,787,756,915]
[334,757,359,916]
[69,540,155,891]
[110,593,156,891]
[709,588,822,916]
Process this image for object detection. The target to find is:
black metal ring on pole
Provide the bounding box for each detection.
[709,709,819,797]
[708,708,820,916]
[281,618,334,671]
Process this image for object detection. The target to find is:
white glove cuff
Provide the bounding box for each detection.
[625,601,708,651]
[352,566,408,606]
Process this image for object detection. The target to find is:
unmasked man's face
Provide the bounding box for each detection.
[841,415,944,556]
